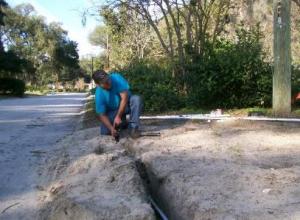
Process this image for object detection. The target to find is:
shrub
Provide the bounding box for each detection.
[123,61,184,113]
[26,85,47,93]
[292,66,300,96]
[0,78,26,97]
[115,26,298,112]
[186,26,273,109]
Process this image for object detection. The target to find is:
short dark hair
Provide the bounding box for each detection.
[92,69,109,85]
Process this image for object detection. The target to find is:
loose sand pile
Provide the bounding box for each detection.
[38,128,155,220]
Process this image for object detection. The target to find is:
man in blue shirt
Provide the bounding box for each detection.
[92,69,142,138]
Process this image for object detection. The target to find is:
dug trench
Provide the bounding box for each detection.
[38,119,300,220]
[37,125,165,220]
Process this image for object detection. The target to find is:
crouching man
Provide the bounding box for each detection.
[92,69,142,139]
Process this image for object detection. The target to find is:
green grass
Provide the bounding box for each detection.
[25,90,49,96]
[225,107,300,117]
[225,108,272,116]
[294,109,300,116]
[160,107,300,117]
[82,97,99,129]
[146,107,209,116]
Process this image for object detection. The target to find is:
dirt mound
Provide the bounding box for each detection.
[128,120,300,220]
[38,128,155,220]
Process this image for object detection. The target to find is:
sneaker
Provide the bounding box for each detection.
[129,127,141,139]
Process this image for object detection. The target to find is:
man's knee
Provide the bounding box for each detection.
[130,95,142,106]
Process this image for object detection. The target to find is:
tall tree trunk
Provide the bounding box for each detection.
[163,0,184,66]
[273,0,291,116]
[157,1,174,59]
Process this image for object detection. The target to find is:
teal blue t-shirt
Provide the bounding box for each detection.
[95,73,130,114]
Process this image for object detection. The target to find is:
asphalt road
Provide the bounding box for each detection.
[0,93,86,220]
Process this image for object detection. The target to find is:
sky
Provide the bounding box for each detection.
[7,0,104,57]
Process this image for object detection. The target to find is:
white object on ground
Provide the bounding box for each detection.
[141,114,300,123]
[262,188,272,194]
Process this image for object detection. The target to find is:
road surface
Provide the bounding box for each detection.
[0,93,86,220]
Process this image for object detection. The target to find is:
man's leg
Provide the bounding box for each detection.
[100,110,118,135]
[129,95,143,129]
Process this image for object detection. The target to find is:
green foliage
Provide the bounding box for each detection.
[80,55,105,77]
[0,78,25,96]
[186,26,273,109]
[1,3,80,85]
[0,0,8,26]
[123,48,298,111]
[26,84,47,93]
[119,27,275,112]
[90,5,153,69]
[89,1,299,113]
[89,26,110,48]
[292,65,300,96]
[0,50,34,77]
[122,61,184,113]
[90,87,96,95]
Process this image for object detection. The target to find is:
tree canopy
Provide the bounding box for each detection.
[0,1,81,86]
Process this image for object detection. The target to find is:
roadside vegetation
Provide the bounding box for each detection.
[0,0,90,97]
[85,0,300,114]
[0,0,299,114]
[82,96,98,129]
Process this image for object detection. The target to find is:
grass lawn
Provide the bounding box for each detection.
[162,107,300,118]
[225,107,300,117]
[25,90,49,96]
[82,96,98,129]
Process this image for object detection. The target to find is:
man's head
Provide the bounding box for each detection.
[92,69,111,90]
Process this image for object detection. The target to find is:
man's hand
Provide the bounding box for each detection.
[114,91,128,127]
[113,115,122,128]
[110,127,118,137]
[98,114,117,137]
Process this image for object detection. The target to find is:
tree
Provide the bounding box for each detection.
[89,5,153,68]
[1,3,80,85]
[273,0,291,116]
[88,0,232,83]
[53,39,80,82]
[89,25,111,68]
[80,55,105,76]
[0,0,8,52]
[0,0,31,77]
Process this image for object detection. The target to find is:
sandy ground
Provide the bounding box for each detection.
[0,93,86,220]
[36,117,300,220]
[128,119,300,220]
[37,128,155,220]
